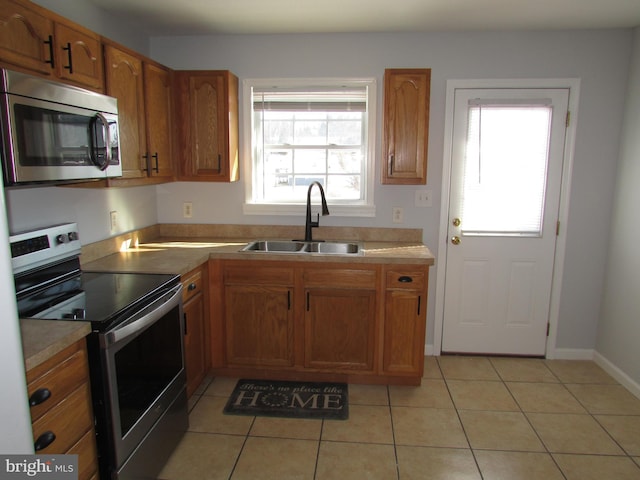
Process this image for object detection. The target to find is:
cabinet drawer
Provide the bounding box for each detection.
[182,268,203,303]
[386,270,426,290]
[31,382,93,454]
[224,265,294,285]
[67,428,99,480]
[27,341,89,422]
[304,268,377,289]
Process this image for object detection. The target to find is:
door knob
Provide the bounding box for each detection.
[451,236,461,245]
[452,218,461,227]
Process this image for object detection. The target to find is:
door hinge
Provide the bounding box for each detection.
[556,220,560,236]
[546,323,550,336]
[566,111,571,127]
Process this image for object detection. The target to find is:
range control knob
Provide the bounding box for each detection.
[67,231,79,241]
[56,234,69,244]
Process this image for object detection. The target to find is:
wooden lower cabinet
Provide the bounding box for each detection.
[182,264,209,397]
[225,285,294,367]
[382,268,428,376]
[303,266,378,373]
[210,259,429,385]
[26,339,99,480]
[222,263,295,368]
[305,288,376,371]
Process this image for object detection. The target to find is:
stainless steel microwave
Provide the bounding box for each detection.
[0,68,122,186]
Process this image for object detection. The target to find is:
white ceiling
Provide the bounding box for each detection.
[88,0,640,36]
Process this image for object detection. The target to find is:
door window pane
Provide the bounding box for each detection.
[461,104,552,236]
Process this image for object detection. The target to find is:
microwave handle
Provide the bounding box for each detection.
[89,113,112,171]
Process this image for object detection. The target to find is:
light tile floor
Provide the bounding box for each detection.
[159,356,640,479]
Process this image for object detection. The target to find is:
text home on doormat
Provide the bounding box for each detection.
[223,379,348,420]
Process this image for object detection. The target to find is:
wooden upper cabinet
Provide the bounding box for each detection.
[144,63,174,179]
[104,43,174,186]
[0,0,103,91]
[382,68,431,185]
[174,70,239,182]
[104,45,147,180]
[0,0,54,76]
[53,21,103,91]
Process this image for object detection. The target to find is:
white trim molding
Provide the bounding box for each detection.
[594,352,640,400]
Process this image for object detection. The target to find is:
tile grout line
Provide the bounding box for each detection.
[386,384,401,480]
[437,356,485,480]
[227,416,255,480]
[312,419,324,480]
[495,362,569,480]
[564,381,636,463]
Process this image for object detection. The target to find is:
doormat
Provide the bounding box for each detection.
[223,379,348,420]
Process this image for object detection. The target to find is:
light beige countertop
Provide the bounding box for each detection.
[81,238,435,275]
[21,319,91,372]
[21,225,435,369]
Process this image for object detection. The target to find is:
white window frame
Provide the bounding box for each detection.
[242,77,376,217]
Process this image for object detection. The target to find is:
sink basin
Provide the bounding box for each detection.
[242,241,306,253]
[306,242,360,254]
[241,240,361,255]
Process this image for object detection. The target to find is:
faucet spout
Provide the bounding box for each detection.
[304,181,330,242]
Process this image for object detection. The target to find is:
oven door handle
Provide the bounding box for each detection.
[103,284,182,347]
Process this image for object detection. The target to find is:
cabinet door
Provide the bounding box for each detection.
[382,269,428,375]
[0,0,54,76]
[144,63,174,180]
[304,288,376,372]
[104,45,147,180]
[382,68,430,185]
[184,292,206,397]
[225,285,294,367]
[53,22,103,91]
[175,71,239,182]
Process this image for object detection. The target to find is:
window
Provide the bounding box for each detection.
[243,78,376,216]
[461,100,553,236]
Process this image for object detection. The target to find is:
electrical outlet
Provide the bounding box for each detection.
[392,207,404,224]
[183,202,193,218]
[415,189,433,207]
[110,211,118,232]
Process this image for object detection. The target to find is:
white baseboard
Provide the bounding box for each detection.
[593,352,640,400]
[550,348,595,360]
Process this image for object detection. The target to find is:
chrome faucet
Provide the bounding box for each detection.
[304,181,330,242]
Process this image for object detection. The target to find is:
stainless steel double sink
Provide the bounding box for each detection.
[241,240,362,255]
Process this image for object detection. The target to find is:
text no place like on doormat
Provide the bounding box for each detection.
[223,379,348,420]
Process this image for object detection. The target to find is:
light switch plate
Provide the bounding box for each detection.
[415,189,433,207]
[392,207,404,224]
[183,202,193,218]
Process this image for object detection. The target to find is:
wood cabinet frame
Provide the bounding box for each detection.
[209,258,429,386]
[382,68,431,185]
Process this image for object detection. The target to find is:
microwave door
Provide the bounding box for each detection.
[2,93,121,185]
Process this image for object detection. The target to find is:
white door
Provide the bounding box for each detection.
[442,88,569,355]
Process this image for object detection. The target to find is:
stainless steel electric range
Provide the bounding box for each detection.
[11,223,188,480]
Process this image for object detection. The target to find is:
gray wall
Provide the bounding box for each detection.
[149,30,631,353]
[596,28,640,384]
[3,1,634,358]
[32,0,149,54]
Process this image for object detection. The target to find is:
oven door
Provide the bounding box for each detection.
[97,284,186,474]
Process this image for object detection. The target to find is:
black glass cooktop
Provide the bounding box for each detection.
[80,272,180,327]
[17,268,180,331]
